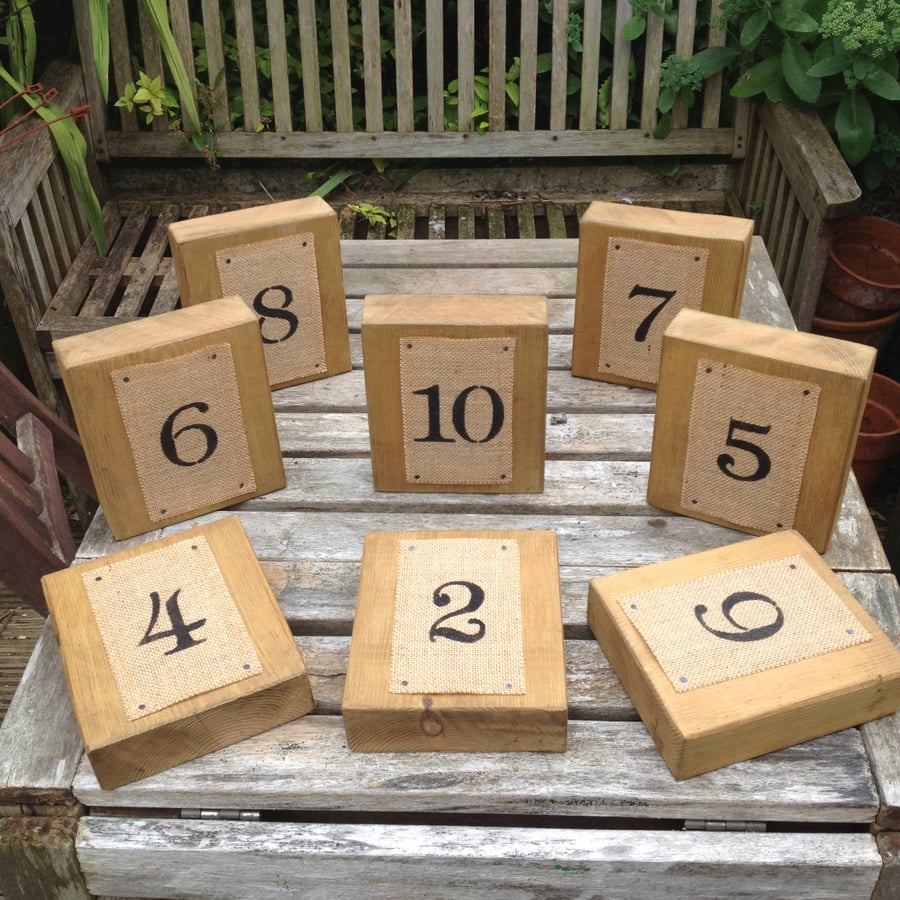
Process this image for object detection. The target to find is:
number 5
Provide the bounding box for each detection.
[717,418,772,482]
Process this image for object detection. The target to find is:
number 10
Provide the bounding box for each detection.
[413,384,505,444]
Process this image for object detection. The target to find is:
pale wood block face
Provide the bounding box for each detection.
[53,297,285,540]
[647,308,876,552]
[362,295,548,493]
[572,202,752,389]
[42,516,314,789]
[168,197,351,389]
[343,530,567,751]
[587,530,900,780]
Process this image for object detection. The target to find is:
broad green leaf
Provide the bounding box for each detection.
[691,46,739,79]
[658,87,676,114]
[835,90,874,165]
[740,10,770,48]
[782,41,820,103]
[622,15,646,41]
[861,154,885,191]
[765,76,793,105]
[505,81,520,107]
[807,52,852,78]
[773,10,818,32]
[0,66,105,254]
[142,0,200,133]
[862,68,900,101]
[535,52,553,74]
[88,0,110,101]
[653,111,673,139]
[730,56,782,97]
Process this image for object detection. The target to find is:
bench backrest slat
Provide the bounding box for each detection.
[86,0,739,159]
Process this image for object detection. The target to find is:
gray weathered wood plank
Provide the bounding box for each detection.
[72,716,878,824]
[75,818,883,900]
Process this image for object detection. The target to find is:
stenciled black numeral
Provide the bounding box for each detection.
[695,591,784,643]
[253,285,299,344]
[429,580,486,643]
[631,284,677,343]
[413,384,505,444]
[160,402,218,467]
[717,418,772,482]
[139,588,207,655]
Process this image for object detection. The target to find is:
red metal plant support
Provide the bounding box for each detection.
[0,82,90,152]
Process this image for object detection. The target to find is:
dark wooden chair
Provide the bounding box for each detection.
[0,362,96,615]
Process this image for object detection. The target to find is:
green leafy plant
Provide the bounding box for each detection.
[346,201,397,236]
[115,71,178,124]
[0,0,104,253]
[721,0,900,186]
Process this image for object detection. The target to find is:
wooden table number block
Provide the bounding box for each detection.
[647,308,876,552]
[572,202,752,389]
[588,530,900,780]
[362,294,548,492]
[42,516,315,789]
[168,197,351,390]
[343,530,567,752]
[53,297,285,540]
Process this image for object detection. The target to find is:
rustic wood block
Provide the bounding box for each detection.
[42,516,314,790]
[168,198,351,390]
[361,295,548,492]
[572,202,752,389]
[588,530,900,780]
[53,297,285,540]
[647,308,876,552]
[343,529,567,751]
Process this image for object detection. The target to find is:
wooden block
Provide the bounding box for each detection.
[168,198,351,390]
[572,202,752,389]
[588,530,900,780]
[53,297,285,540]
[361,295,548,492]
[647,308,876,552]
[343,529,567,751]
[42,516,315,789]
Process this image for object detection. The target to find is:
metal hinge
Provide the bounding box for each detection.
[684,819,767,832]
[181,809,261,821]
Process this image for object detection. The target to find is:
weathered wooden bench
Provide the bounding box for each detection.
[1,0,860,416]
[1,238,898,898]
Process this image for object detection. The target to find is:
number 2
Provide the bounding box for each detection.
[429,580,486,643]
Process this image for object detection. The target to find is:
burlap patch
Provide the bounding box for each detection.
[216,232,327,384]
[390,537,526,694]
[619,554,871,692]
[598,237,708,383]
[399,337,515,485]
[113,344,256,523]
[83,535,263,719]
[681,360,820,533]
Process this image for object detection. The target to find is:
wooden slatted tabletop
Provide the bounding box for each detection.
[2,238,899,899]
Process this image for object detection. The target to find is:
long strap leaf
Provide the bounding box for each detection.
[0,66,105,255]
[88,0,110,102]
[142,0,200,133]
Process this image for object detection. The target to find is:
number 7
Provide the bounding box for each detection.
[630,285,677,342]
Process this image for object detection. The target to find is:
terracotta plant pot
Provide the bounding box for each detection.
[811,308,900,354]
[853,372,900,502]
[822,216,900,314]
